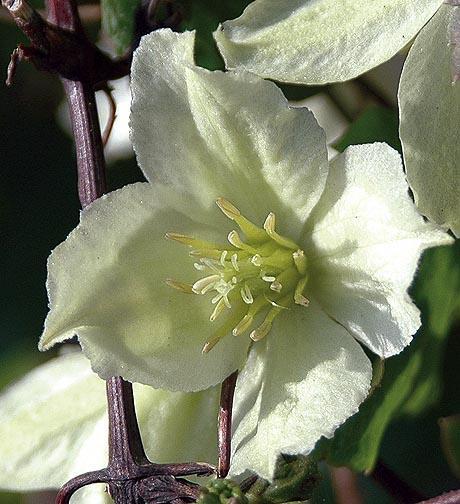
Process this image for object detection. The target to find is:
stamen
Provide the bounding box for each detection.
[227,230,258,253]
[294,275,310,306]
[211,293,223,304]
[250,295,292,341]
[202,306,246,353]
[251,254,262,266]
[216,197,267,242]
[293,250,308,275]
[263,213,300,250]
[270,280,282,292]
[265,296,290,308]
[165,279,195,294]
[190,249,225,260]
[210,297,227,321]
[223,295,232,308]
[168,203,310,350]
[201,258,222,273]
[192,275,220,294]
[232,314,253,336]
[256,249,293,270]
[231,253,240,271]
[165,233,223,251]
[240,284,254,304]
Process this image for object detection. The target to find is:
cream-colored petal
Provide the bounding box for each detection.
[0,352,107,491]
[40,183,249,391]
[0,352,219,495]
[399,4,460,236]
[214,0,443,84]
[230,302,372,481]
[131,29,328,239]
[304,143,453,358]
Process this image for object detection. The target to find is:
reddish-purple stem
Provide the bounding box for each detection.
[218,371,238,478]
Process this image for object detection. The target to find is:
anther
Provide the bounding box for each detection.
[216,197,241,219]
[270,281,282,292]
[240,284,254,304]
[250,295,291,341]
[227,231,258,253]
[192,275,220,294]
[231,253,240,271]
[210,297,227,321]
[165,279,195,294]
[294,276,309,306]
[251,254,262,266]
[263,213,300,250]
[165,233,222,251]
[250,319,272,341]
[220,250,228,266]
[216,197,267,242]
[194,262,205,271]
[233,314,253,336]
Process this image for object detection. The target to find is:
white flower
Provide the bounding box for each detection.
[0,351,218,503]
[38,30,452,480]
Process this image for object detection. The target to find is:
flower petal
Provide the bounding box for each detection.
[214,0,443,84]
[0,352,219,493]
[399,4,460,236]
[131,29,328,238]
[0,352,107,491]
[304,143,453,358]
[230,301,372,481]
[40,183,249,391]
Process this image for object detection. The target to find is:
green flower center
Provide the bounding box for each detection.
[165,198,309,353]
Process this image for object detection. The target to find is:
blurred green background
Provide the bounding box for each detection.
[0,1,459,502]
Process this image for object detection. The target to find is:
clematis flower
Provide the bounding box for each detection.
[0,351,218,503]
[38,30,452,479]
[214,0,460,236]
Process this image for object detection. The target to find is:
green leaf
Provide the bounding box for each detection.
[440,414,460,479]
[402,241,460,415]
[101,0,140,55]
[335,106,401,153]
[179,0,252,70]
[313,241,460,472]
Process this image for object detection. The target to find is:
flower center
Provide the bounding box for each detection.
[165,198,309,353]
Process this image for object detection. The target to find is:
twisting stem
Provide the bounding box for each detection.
[55,469,109,504]
[218,371,238,478]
